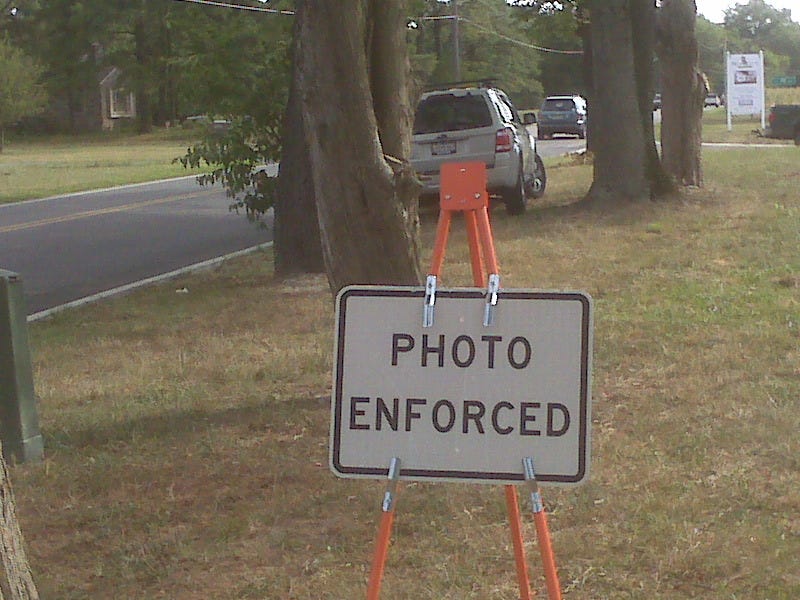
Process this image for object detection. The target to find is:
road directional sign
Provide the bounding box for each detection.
[772,75,797,87]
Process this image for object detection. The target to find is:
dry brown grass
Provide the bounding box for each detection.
[14,146,800,599]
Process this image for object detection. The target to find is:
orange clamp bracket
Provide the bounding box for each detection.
[367,162,564,600]
[425,162,501,328]
[439,161,491,286]
[439,161,489,212]
[426,162,532,600]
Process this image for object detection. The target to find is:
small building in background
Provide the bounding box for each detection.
[99,67,136,131]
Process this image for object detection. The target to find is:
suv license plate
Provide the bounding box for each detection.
[431,141,456,156]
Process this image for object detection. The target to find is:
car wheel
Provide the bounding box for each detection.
[504,165,526,216]
[531,153,546,199]
[794,127,800,146]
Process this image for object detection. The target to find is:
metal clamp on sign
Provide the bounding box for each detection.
[484,273,500,326]
[423,274,437,328]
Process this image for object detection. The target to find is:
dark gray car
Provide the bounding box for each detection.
[538,95,587,139]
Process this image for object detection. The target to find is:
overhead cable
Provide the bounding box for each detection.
[170,0,294,15]
[168,1,580,56]
[460,17,583,55]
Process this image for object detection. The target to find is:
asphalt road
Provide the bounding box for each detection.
[0,175,273,318]
[536,136,586,158]
[1,142,584,320]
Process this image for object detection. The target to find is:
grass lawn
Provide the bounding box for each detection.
[2,95,796,204]
[10,136,799,597]
[699,107,771,143]
[686,87,800,144]
[0,128,205,204]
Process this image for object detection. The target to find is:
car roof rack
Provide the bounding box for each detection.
[423,78,498,92]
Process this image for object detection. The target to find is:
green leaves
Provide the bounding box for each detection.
[0,37,46,146]
[178,116,282,220]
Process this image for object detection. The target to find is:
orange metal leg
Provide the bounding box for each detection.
[533,510,561,600]
[475,207,499,274]
[366,509,395,600]
[366,458,401,600]
[422,163,563,600]
[524,458,562,600]
[464,210,486,285]
[505,485,533,600]
[429,209,453,277]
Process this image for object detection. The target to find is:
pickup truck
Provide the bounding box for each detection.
[763,105,800,145]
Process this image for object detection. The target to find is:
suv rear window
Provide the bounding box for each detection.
[413,94,493,134]
[541,98,576,111]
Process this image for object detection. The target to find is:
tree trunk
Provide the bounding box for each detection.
[274,3,325,277]
[368,1,421,263]
[576,11,593,153]
[133,13,153,134]
[657,0,705,186]
[584,0,650,206]
[0,446,39,600]
[295,0,422,293]
[631,0,676,196]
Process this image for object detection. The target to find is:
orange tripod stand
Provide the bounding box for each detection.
[366,162,562,600]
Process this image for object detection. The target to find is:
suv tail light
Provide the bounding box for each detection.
[768,109,776,126]
[495,127,514,153]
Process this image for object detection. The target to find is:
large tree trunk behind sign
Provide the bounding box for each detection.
[274,82,325,276]
[274,7,325,277]
[368,1,421,263]
[576,11,593,153]
[295,1,422,293]
[657,0,705,186]
[631,0,676,197]
[584,0,650,206]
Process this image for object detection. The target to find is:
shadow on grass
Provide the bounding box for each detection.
[41,393,330,455]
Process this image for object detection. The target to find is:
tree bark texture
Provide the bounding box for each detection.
[585,0,650,205]
[295,0,422,293]
[368,0,421,261]
[630,0,675,196]
[0,446,39,600]
[576,9,593,153]
[657,0,705,186]
[134,12,153,134]
[274,2,325,277]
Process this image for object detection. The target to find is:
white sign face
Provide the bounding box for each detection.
[329,286,593,485]
[727,53,764,116]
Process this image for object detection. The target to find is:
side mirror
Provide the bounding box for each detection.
[523,112,537,125]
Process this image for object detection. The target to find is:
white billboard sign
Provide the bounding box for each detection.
[329,286,593,485]
[726,52,765,117]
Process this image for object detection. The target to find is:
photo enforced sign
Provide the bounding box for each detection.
[329,286,593,485]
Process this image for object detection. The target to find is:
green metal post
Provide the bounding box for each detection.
[0,270,43,463]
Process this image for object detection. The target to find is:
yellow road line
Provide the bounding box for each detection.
[0,189,219,234]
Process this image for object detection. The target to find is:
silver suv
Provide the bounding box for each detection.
[411,83,546,215]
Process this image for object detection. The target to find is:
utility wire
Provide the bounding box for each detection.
[460,17,583,55]
[418,15,459,21]
[170,0,294,15]
[168,0,580,56]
